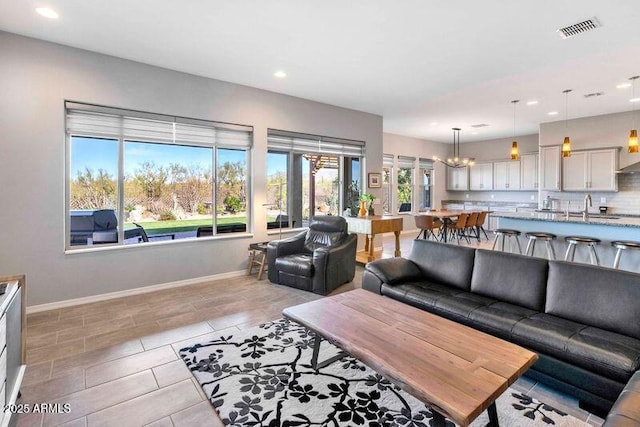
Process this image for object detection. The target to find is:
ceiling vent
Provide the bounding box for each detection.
[557,17,602,39]
[471,123,489,128]
[584,92,605,98]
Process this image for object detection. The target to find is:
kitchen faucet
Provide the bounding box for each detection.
[583,194,592,221]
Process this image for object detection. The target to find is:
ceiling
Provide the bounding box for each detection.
[1,0,640,143]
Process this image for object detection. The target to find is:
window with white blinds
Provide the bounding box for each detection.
[397,156,416,169]
[266,129,364,228]
[267,130,364,157]
[66,102,252,148]
[65,101,253,250]
[419,158,434,170]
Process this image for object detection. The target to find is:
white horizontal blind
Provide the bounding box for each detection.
[267,131,365,157]
[66,102,252,149]
[397,156,416,168]
[419,158,434,170]
[383,154,394,168]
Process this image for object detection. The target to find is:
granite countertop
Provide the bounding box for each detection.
[493,211,640,228]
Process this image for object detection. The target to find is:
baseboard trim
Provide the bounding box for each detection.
[27,270,246,314]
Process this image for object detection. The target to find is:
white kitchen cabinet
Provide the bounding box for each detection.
[493,161,521,191]
[540,146,561,191]
[520,153,538,190]
[469,163,493,191]
[446,167,469,191]
[562,148,618,192]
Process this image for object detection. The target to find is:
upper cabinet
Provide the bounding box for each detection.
[562,148,618,192]
[446,167,469,191]
[540,146,561,191]
[520,153,538,190]
[469,163,493,191]
[493,161,521,191]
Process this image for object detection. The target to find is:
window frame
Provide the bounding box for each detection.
[65,102,253,251]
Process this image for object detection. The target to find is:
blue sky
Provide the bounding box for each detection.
[70,137,244,178]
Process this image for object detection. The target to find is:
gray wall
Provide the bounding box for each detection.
[0,32,382,306]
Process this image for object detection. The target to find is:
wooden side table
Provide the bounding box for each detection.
[247,242,269,280]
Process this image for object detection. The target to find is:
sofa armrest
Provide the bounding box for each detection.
[603,371,640,427]
[364,258,422,288]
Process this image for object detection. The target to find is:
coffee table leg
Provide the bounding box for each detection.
[310,335,347,370]
[487,402,499,427]
[431,411,446,427]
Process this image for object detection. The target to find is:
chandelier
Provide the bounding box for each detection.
[433,128,475,168]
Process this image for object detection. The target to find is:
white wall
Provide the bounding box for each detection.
[0,32,383,306]
[540,111,640,214]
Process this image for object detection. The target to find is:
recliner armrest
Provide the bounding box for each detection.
[267,231,307,283]
[364,257,423,286]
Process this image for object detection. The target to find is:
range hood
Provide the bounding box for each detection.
[617,162,640,174]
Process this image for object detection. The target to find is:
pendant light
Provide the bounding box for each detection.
[432,128,475,168]
[629,76,639,153]
[510,100,520,160]
[561,89,572,158]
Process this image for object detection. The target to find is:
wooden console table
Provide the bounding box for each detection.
[344,215,403,263]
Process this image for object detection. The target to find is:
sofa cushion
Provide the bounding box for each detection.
[381,281,460,310]
[431,292,497,322]
[512,313,640,383]
[467,302,537,339]
[275,254,314,277]
[546,261,640,340]
[470,250,548,311]
[407,240,475,291]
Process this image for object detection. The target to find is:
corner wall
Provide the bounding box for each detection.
[0,31,383,306]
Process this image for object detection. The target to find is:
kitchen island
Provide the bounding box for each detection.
[494,211,640,272]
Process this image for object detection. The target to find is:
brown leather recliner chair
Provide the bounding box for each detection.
[267,216,357,295]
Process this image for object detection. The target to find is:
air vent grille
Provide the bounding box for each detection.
[557,17,602,39]
[584,92,605,98]
[471,124,489,128]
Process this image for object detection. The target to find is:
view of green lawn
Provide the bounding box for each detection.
[125,216,279,235]
[126,217,249,235]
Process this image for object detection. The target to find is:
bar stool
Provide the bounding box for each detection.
[492,229,522,254]
[611,241,640,269]
[564,236,601,266]
[524,232,557,260]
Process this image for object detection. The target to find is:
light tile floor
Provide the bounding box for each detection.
[15,232,604,426]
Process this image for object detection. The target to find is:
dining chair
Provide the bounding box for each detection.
[464,212,479,241]
[414,215,436,240]
[448,213,469,244]
[475,211,489,240]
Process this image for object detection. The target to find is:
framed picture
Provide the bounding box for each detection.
[368,172,382,188]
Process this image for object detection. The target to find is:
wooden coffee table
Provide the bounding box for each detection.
[282,289,538,427]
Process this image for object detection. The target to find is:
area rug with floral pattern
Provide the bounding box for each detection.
[179,318,589,426]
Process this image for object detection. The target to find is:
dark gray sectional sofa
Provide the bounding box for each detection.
[362,239,640,425]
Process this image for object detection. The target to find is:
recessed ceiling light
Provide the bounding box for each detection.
[430,122,438,126]
[526,100,539,106]
[36,7,58,19]
[548,111,559,116]
[617,82,632,89]
[274,71,287,78]
[631,98,640,103]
